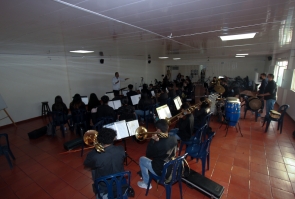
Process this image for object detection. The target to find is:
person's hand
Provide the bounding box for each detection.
[151,134,159,141]
[125,78,129,80]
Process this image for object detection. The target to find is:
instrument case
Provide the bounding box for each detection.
[63,137,83,150]
[182,169,224,199]
[27,126,47,139]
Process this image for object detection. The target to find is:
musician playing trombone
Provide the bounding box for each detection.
[137,120,177,190]
[168,103,194,141]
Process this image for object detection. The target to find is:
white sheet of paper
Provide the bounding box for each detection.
[81,96,88,105]
[114,120,129,139]
[105,92,114,100]
[174,98,181,110]
[108,101,115,109]
[156,104,172,119]
[166,88,169,93]
[126,120,139,136]
[113,100,122,110]
[131,94,141,105]
[151,90,155,97]
[177,96,182,107]
[122,90,128,96]
[103,123,116,131]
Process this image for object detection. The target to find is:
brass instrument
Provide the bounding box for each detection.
[135,126,168,141]
[83,130,105,153]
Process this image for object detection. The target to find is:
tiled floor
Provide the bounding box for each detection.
[1,103,295,199]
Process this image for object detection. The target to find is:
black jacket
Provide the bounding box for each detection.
[146,136,177,176]
[194,107,210,126]
[258,78,268,94]
[176,113,194,141]
[96,104,115,119]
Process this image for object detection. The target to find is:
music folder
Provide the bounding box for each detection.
[103,120,139,139]
[156,104,172,120]
[131,94,141,105]
[174,96,182,110]
[108,100,122,110]
[81,96,89,105]
[105,92,114,100]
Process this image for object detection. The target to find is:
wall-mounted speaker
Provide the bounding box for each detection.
[100,59,104,64]
[148,60,151,64]
[99,52,104,56]
[268,56,272,61]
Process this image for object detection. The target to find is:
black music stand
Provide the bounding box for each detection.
[122,138,138,166]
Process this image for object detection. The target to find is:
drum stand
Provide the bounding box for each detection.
[122,139,138,166]
[219,117,243,137]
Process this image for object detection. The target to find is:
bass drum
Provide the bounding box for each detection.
[248,97,262,111]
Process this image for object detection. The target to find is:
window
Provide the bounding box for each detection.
[274,61,288,86]
[291,69,295,91]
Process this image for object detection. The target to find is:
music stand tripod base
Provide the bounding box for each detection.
[122,139,138,166]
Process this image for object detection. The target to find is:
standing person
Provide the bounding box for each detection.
[84,128,125,199]
[112,72,129,96]
[257,73,268,113]
[258,74,277,118]
[137,119,178,189]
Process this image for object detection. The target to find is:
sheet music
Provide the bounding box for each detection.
[122,90,128,96]
[164,105,172,118]
[131,94,141,105]
[166,88,169,93]
[126,120,139,136]
[81,96,88,105]
[105,92,114,100]
[113,100,122,110]
[114,120,129,139]
[174,98,181,110]
[177,96,182,106]
[108,101,115,109]
[156,104,172,119]
[103,122,116,131]
[151,90,155,97]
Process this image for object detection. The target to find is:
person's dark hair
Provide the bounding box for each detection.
[213,76,216,79]
[54,95,64,111]
[181,103,190,110]
[143,84,148,89]
[261,73,266,77]
[149,84,153,87]
[88,93,100,110]
[155,119,169,133]
[121,97,128,105]
[72,94,82,109]
[101,95,109,104]
[128,84,133,90]
[115,72,118,76]
[268,74,274,79]
[98,128,117,145]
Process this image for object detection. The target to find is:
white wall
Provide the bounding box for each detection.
[0,54,164,126]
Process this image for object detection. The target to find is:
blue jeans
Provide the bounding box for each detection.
[139,157,157,184]
[169,128,181,140]
[266,99,276,117]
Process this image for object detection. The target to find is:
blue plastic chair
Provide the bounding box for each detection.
[178,124,207,156]
[263,104,290,134]
[94,171,131,199]
[186,132,215,176]
[146,154,188,199]
[50,111,69,137]
[0,133,15,169]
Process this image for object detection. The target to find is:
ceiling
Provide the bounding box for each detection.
[1,0,295,60]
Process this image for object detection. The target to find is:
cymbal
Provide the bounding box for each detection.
[214,85,225,93]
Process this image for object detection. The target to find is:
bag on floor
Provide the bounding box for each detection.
[28,126,47,139]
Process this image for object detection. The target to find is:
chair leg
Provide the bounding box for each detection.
[145,177,152,196]
[4,152,13,168]
[201,158,206,176]
[244,109,247,119]
[265,120,270,133]
[178,180,183,199]
[255,112,258,122]
[237,122,243,137]
[207,153,210,170]
[224,124,229,137]
[178,143,184,156]
[280,120,284,134]
[165,185,172,199]
[8,149,15,160]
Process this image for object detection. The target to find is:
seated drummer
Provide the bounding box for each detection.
[169,103,194,141]
[194,97,211,127]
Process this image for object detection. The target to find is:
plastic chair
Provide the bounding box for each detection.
[146,154,188,199]
[0,133,15,168]
[50,111,69,137]
[93,120,105,131]
[262,104,290,133]
[178,124,207,156]
[186,132,216,176]
[243,96,260,122]
[94,171,131,199]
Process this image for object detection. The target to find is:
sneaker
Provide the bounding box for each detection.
[137,181,152,189]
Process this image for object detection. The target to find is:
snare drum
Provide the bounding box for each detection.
[225,100,241,126]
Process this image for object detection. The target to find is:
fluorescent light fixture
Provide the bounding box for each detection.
[159,57,169,59]
[70,50,94,53]
[220,33,256,41]
[235,56,245,57]
[236,53,249,56]
[173,58,181,60]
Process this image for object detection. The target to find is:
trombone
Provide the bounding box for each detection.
[83,130,104,153]
[135,126,168,141]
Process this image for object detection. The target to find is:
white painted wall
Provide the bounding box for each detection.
[0,54,164,126]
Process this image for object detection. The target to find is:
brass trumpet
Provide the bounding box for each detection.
[83,130,105,153]
[135,126,168,141]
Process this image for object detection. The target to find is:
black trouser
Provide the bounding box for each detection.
[113,90,120,96]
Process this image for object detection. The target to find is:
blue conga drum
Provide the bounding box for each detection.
[225,97,240,126]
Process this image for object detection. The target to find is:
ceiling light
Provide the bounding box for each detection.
[236,53,249,56]
[70,50,94,53]
[159,57,169,59]
[235,56,245,57]
[220,33,256,41]
[173,58,181,60]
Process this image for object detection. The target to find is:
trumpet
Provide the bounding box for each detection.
[83,130,105,153]
[165,102,202,125]
[135,126,168,141]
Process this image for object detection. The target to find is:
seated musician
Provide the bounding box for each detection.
[96,96,115,120]
[138,119,178,189]
[84,128,125,199]
[117,97,137,121]
[168,83,177,99]
[169,103,194,141]
[141,84,152,97]
[135,93,154,122]
[127,84,138,106]
[194,97,211,127]
[158,88,169,106]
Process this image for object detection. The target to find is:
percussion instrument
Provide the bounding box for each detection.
[214,83,225,94]
[225,97,240,126]
[248,97,262,111]
[270,110,281,119]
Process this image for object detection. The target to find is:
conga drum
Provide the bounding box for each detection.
[225,98,241,126]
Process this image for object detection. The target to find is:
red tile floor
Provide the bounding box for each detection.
[1,104,295,199]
